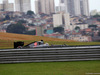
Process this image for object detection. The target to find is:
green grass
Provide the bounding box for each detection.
[0,61,100,75]
[47,41,100,46]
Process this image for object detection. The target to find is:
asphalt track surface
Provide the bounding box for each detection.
[0,46,100,63]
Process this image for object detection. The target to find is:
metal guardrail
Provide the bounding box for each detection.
[0,46,100,63]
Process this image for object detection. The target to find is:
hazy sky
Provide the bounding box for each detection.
[0,0,100,12]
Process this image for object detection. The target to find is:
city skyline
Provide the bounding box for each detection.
[0,0,100,12]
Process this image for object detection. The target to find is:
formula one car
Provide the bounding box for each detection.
[24,41,49,48]
[14,40,49,49]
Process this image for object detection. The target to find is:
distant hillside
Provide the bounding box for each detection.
[0,32,100,49]
[0,32,75,49]
[0,32,73,42]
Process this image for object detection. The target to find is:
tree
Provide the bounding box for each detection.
[44,29,47,34]
[25,30,36,35]
[97,19,100,22]
[93,14,100,18]
[18,20,27,23]
[89,25,97,28]
[98,31,100,36]
[28,23,35,26]
[75,26,80,30]
[40,13,48,17]
[5,15,10,20]
[6,23,26,34]
[27,10,34,15]
[53,26,64,34]
[82,30,86,35]
[88,25,97,30]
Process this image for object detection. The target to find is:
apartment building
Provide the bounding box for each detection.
[35,0,55,14]
[58,0,89,16]
[0,0,14,11]
[15,0,31,12]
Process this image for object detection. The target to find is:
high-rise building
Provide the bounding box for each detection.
[70,0,81,16]
[0,0,14,11]
[36,26,44,36]
[59,0,89,16]
[90,10,98,16]
[49,0,55,14]
[59,0,81,16]
[15,0,22,12]
[3,0,9,11]
[8,3,14,11]
[53,12,70,30]
[57,0,66,13]
[80,0,89,16]
[15,0,31,12]
[35,0,55,14]
[53,13,64,27]
[35,0,41,14]
[0,4,3,11]
[60,0,65,3]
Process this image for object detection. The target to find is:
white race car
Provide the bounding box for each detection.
[24,41,49,48]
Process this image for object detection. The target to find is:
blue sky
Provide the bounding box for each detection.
[0,0,100,12]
